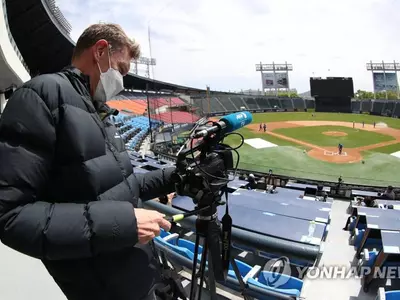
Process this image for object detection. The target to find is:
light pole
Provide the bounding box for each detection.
[146,0,175,79]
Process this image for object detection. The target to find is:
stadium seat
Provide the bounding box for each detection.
[358,248,379,272]
[155,235,202,261]
[352,229,381,249]
[348,216,357,231]
[359,249,400,278]
[247,271,304,298]
[376,288,400,300]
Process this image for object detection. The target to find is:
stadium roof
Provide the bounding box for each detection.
[5,0,205,93]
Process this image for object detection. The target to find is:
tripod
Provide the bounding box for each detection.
[188,202,249,300]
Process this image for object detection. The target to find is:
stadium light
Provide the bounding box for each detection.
[366,60,400,99]
[131,56,157,78]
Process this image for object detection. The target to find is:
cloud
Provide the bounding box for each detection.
[55,0,400,92]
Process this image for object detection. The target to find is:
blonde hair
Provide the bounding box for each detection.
[72,23,140,59]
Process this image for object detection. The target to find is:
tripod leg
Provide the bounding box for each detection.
[206,250,218,300]
[189,234,201,300]
[230,258,250,300]
[197,237,209,300]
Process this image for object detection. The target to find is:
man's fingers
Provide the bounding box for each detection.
[158,218,172,232]
[153,223,161,237]
[139,232,156,244]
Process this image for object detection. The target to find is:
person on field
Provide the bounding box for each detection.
[263,123,267,132]
[0,23,178,300]
[259,123,262,131]
[374,121,376,128]
[338,143,343,155]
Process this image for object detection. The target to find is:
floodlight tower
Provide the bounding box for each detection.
[131,57,157,78]
[366,60,400,99]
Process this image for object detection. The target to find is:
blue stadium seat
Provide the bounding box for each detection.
[348,216,357,231]
[228,259,254,280]
[247,271,304,298]
[360,250,400,278]
[176,238,203,255]
[154,230,306,299]
[352,229,382,250]
[376,288,400,300]
[358,248,379,271]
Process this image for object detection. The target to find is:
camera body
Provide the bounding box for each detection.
[172,143,233,210]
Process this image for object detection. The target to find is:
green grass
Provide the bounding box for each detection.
[222,112,400,186]
[235,146,400,186]
[366,143,400,154]
[224,128,309,150]
[251,112,400,129]
[273,125,394,148]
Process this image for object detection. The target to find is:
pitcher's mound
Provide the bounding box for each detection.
[308,147,362,163]
[322,131,348,137]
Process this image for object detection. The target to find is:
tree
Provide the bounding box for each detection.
[275,91,299,97]
[355,90,374,99]
[355,89,399,100]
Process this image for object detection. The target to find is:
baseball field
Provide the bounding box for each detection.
[224,112,400,187]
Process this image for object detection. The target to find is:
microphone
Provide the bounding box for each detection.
[193,111,253,138]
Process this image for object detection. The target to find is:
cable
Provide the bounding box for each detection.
[221,132,245,150]
[189,132,243,183]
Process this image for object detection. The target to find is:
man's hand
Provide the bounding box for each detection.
[134,208,171,244]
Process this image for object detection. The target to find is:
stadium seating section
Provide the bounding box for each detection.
[185,94,313,114]
[351,99,400,117]
[109,91,187,116]
[113,114,162,151]
[155,228,304,299]
[151,111,201,124]
[110,90,400,119]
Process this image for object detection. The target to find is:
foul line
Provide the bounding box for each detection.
[266,131,327,151]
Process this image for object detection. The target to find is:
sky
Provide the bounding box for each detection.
[56,0,400,93]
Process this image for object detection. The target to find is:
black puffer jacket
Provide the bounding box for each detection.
[0,67,175,300]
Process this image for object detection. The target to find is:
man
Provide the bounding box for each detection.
[382,185,396,200]
[364,197,379,208]
[338,143,343,155]
[0,24,175,300]
[246,174,258,190]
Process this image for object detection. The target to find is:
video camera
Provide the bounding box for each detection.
[171,111,253,300]
[172,111,252,209]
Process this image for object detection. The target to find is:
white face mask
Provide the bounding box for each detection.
[93,49,124,103]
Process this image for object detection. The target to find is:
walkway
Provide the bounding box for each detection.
[301,200,376,300]
[0,242,66,300]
